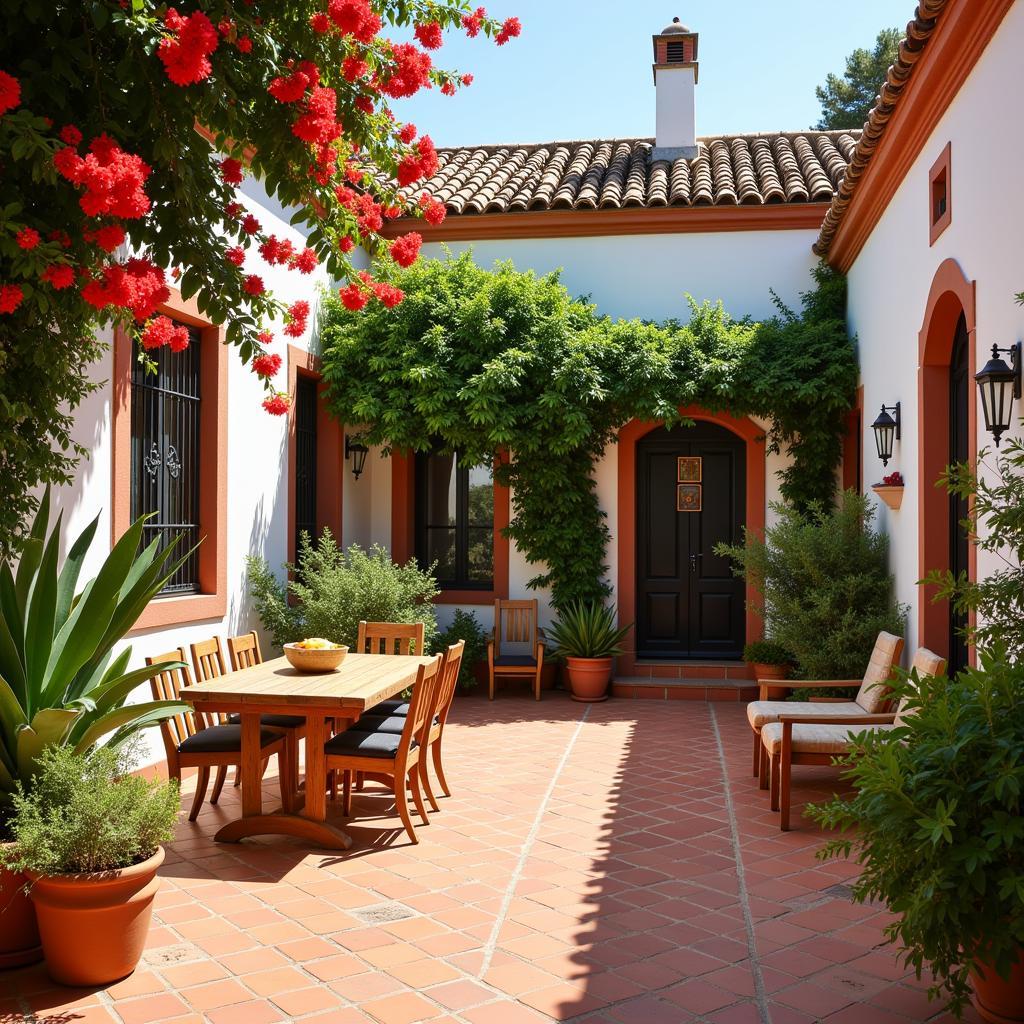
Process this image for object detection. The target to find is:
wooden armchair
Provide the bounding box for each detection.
[355,621,425,655]
[488,599,544,701]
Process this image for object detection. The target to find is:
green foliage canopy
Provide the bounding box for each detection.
[319,251,857,608]
[814,27,902,129]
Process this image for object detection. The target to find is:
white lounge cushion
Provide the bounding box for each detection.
[747,700,862,729]
[760,721,895,756]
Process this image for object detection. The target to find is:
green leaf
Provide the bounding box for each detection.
[16,707,80,779]
[72,700,187,755]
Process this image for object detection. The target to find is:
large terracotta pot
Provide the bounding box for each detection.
[565,657,612,703]
[0,849,42,970]
[26,846,164,987]
[752,662,790,701]
[972,946,1024,1023]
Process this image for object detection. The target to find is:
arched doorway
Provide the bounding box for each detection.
[634,421,746,659]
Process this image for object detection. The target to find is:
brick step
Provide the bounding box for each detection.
[612,676,758,702]
[630,660,753,681]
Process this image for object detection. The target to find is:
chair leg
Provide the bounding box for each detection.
[282,732,298,813]
[409,766,429,826]
[431,736,451,798]
[233,766,241,787]
[210,765,227,804]
[419,757,440,813]
[355,770,365,791]
[752,730,760,776]
[534,667,542,701]
[769,752,781,811]
[394,771,418,844]
[758,740,769,790]
[780,751,792,831]
[489,668,495,701]
[342,770,352,816]
[189,766,210,821]
[277,751,293,811]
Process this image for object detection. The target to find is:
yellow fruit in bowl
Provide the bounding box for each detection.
[296,637,338,650]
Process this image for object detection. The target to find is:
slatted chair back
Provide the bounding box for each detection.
[189,636,230,724]
[435,641,465,728]
[894,647,947,726]
[356,621,425,655]
[400,654,443,757]
[227,630,263,671]
[854,632,905,713]
[494,599,538,660]
[147,649,200,754]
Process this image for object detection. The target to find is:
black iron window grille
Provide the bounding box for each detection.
[294,374,318,556]
[130,324,202,594]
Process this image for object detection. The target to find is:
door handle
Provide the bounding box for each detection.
[689,553,703,573]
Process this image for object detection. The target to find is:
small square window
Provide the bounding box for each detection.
[928,143,952,245]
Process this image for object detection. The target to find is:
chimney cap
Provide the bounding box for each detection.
[659,16,691,34]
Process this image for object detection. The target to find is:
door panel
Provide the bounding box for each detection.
[949,316,970,674]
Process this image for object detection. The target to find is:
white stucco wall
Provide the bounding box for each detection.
[846,0,1024,660]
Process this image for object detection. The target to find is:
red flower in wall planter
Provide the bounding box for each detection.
[872,471,904,511]
[547,601,632,703]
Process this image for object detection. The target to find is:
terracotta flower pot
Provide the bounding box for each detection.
[26,846,164,987]
[972,946,1024,1024]
[565,657,612,702]
[753,662,790,701]
[0,850,42,970]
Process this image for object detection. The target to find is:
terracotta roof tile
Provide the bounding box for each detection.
[403,131,861,219]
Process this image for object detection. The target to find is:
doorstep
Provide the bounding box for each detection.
[612,676,758,701]
[629,659,753,680]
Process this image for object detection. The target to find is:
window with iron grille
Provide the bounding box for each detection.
[130,323,202,594]
[294,375,318,556]
[415,451,493,589]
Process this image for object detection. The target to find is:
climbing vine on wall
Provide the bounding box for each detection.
[319,251,856,608]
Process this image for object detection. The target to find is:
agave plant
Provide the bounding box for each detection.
[0,489,192,816]
[547,601,632,660]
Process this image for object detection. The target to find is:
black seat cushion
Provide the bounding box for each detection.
[493,654,537,667]
[359,713,438,735]
[325,729,415,759]
[371,699,409,716]
[228,713,306,729]
[179,724,283,754]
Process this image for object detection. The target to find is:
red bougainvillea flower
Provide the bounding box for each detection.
[0,283,24,314]
[225,245,245,266]
[440,81,455,97]
[41,264,76,290]
[48,229,71,248]
[338,236,355,253]
[262,393,290,415]
[495,16,521,44]
[373,281,404,308]
[15,227,40,250]
[220,157,244,185]
[462,7,486,37]
[420,193,447,226]
[224,200,244,218]
[243,274,265,296]
[81,258,170,320]
[241,213,261,234]
[236,35,252,53]
[257,329,273,345]
[389,231,422,268]
[342,56,368,82]
[59,124,83,146]
[259,234,295,265]
[355,94,374,115]
[252,352,282,377]
[284,299,310,337]
[355,193,384,234]
[379,43,432,99]
[292,86,342,145]
[0,71,20,115]
[310,12,331,33]
[328,0,381,42]
[290,248,318,274]
[339,281,369,311]
[94,224,126,252]
[398,122,417,144]
[268,64,316,103]
[414,22,444,50]
[142,315,190,352]
[53,134,151,219]
[159,8,219,86]
[396,135,438,187]
[461,73,474,86]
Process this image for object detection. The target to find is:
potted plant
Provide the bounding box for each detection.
[872,470,905,510]
[811,650,1024,1022]
[1,745,179,986]
[742,639,793,699]
[0,489,192,970]
[548,601,632,703]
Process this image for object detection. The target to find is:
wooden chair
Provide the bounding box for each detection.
[746,631,905,786]
[355,620,425,655]
[147,649,291,821]
[325,654,443,844]
[762,647,946,830]
[226,631,305,809]
[356,640,465,812]
[488,599,544,701]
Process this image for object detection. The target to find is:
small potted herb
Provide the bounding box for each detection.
[547,601,632,703]
[1,745,180,987]
[811,650,1024,1022]
[742,639,793,699]
[872,470,905,510]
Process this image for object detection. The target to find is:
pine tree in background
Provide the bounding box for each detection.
[814,28,902,130]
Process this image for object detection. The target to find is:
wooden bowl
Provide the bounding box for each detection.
[283,643,349,673]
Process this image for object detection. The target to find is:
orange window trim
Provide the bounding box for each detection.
[391,450,510,604]
[287,345,344,564]
[111,288,228,631]
[928,142,953,246]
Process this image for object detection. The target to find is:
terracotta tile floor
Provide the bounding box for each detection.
[1,695,982,1023]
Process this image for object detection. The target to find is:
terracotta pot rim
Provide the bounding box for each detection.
[565,656,614,667]
[24,846,165,887]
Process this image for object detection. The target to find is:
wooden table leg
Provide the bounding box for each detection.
[303,713,328,823]
[240,712,263,818]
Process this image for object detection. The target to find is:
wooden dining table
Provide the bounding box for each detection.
[180,652,434,850]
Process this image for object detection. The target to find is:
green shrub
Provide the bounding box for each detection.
[247,531,439,653]
[742,640,792,665]
[548,601,632,659]
[434,609,487,691]
[811,650,1024,1017]
[1,745,179,876]
[717,490,906,680]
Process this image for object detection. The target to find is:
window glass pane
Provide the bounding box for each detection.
[426,528,456,580]
[426,453,457,526]
[466,462,493,526]
[467,527,493,581]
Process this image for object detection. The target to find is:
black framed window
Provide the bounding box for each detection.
[415,451,494,589]
[130,323,202,594]
[294,375,318,556]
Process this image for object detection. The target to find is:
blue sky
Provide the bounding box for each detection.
[392,0,912,146]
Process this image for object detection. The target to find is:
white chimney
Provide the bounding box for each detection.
[652,17,699,160]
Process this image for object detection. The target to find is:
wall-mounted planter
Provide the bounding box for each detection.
[872,484,904,511]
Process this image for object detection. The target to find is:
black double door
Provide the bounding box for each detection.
[948,315,970,675]
[636,423,746,659]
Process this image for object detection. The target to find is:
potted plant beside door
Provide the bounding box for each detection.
[548,601,632,703]
[742,639,794,700]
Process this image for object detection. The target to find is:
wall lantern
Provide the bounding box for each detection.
[975,342,1022,446]
[345,435,369,479]
[871,403,901,466]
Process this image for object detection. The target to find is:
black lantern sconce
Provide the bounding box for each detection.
[871,402,901,467]
[345,435,369,479]
[975,342,1022,446]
